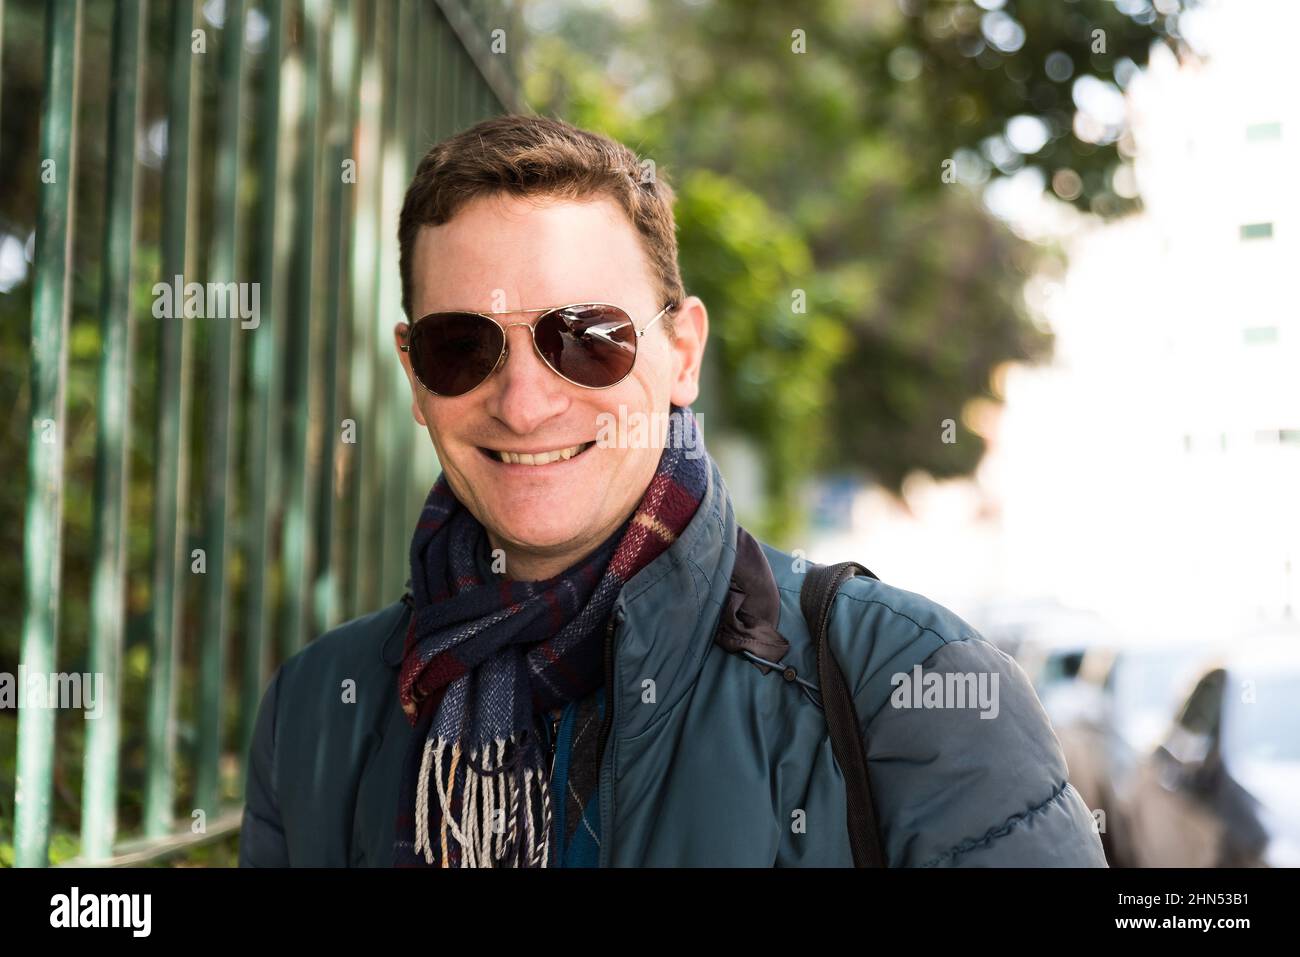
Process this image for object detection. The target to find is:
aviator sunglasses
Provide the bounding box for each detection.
[401,300,678,397]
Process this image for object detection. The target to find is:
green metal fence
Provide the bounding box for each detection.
[10,0,521,867]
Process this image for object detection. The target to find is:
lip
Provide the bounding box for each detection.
[477,440,596,469]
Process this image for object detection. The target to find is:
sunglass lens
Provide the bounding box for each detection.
[409,312,503,396]
[535,304,637,388]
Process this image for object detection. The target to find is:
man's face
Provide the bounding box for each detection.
[395,192,707,580]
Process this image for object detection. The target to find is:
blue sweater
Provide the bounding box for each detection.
[540,688,604,867]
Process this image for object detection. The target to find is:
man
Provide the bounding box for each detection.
[239,114,1106,868]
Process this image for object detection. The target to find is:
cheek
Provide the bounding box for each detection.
[612,349,668,409]
[636,341,677,398]
[417,401,461,458]
[420,396,462,434]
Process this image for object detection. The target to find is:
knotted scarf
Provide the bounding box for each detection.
[393,405,708,867]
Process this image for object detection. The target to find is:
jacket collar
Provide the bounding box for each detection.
[381,594,413,667]
[608,457,738,737]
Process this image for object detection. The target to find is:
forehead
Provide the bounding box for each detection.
[410,192,658,314]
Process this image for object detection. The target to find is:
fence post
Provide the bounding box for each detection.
[239,0,286,783]
[312,0,359,634]
[279,0,325,657]
[350,0,390,618]
[82,0,147,863]
[0,0,7,160]
[195,0,246,819]
[15,0,82,869]
[378,0,419,602]
[145,0,202,842]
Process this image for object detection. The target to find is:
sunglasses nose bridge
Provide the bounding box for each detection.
[493,318,556,381]
[499,319,539,353]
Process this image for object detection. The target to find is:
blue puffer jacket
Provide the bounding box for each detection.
[239,459,1107,867]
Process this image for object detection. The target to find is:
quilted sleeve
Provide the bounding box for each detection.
[860,635,1107,867]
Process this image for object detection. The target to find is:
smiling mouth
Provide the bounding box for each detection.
[479,441,595,466]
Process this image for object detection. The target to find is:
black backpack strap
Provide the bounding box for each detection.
[800,561,888,868]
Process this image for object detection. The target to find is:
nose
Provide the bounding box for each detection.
[486,321,569,435]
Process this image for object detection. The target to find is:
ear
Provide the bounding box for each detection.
[667,296,708,408]
[393,321,428,427]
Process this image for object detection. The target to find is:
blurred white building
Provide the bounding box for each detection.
[812,0,1300,638]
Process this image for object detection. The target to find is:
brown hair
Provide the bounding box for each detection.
[397,114,684,335]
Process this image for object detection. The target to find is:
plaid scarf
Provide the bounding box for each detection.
[393,405,708,867]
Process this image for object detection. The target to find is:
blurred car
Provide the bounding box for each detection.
[968,599,1118,722]
[1126,634,1300,867]
[1056,639,1220,865]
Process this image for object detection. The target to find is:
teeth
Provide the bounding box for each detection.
[495,443,586,465]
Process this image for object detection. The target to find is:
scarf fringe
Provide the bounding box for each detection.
[414,733,552,867]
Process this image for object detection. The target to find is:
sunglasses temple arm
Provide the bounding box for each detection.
[638,303,675,338]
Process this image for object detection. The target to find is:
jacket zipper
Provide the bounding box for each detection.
[596,608,622,868]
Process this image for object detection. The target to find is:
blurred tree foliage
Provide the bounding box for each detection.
[675,173,849,537]
[526,0,1197,540]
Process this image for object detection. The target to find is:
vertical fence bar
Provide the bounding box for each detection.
[313,0,356,632]
[280,0,324,655]
[475,35,487,117]
[351,0,390,617]
[300,0,329,640]
[397,0,423,532]
[405,4,440,518]
[415,1,432,148]
[15,0,81,869]
[436,11,452,138]
[82,0,146,863]
[357,0,395,613]
[373,0,397,605]
[338,0,373,623]
[447,15,461,133]
[195,0,246,817]
[404,0,429,515]
[264,2,299,664]
[239,0,285,775]
[266,1,305,662]
[0,0,6,158]
[459,22,471,128]
[329,0,365,626]
[301,0,332,639]
[146,0,201,840]
[378,0,417,601]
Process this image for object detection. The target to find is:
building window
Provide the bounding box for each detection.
[1240,222,1274,240]
[1243,325,1279,344]
[1246,121,1282,142]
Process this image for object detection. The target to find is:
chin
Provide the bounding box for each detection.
[490,506,594,553]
